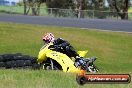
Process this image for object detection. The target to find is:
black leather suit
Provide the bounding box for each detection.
[53,38,79,58]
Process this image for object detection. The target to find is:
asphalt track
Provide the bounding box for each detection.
[0,14,132,32]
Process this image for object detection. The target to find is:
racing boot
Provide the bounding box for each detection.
[87,56,97,63]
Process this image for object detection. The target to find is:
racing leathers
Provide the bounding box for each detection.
[51,38,86,69]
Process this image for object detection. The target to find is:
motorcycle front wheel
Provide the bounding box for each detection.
[42,59,59,70]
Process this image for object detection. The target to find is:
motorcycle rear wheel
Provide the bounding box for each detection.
[87,64,99,73]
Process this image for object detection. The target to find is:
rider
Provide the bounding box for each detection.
[42,33,86,69]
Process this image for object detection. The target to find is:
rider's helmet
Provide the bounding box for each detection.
[42,33,55,44]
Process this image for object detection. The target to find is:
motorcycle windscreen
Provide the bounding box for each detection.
[46,51,80,73]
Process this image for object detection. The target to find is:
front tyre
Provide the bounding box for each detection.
[44,65,58,70]
[42,59,59,70]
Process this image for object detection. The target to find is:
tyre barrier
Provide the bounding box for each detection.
[0,53,40,69]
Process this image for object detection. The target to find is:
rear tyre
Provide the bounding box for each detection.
[87,64,99,73]
[76,76,87,85]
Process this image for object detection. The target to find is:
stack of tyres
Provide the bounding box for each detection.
[0,53,40,69]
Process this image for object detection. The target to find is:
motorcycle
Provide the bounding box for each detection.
[37,43,99,73]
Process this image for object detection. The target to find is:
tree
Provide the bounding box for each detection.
[23,0,45,15]
[107,0,130,19]
[45,0,76,17]
[23,0,27,15]
[74,0,104,18]
[88,0,104,9]
[30,0,45,15]
[46,0,75,9]
[74,0,88,18]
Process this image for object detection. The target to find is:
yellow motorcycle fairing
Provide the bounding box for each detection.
[46,51,80,73]
[37,44,51,64]
[37,43,88,73]
[78,50,88,58]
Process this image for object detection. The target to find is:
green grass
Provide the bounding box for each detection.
[128,7,132,12]
[0,69,83,88]
[0,6,24,14]
[0,22,132,88]
[0,5,48,15]
[128,7,132,20]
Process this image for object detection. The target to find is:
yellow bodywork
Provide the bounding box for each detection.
[37,43,88,73]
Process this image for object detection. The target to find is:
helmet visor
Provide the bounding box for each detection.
[43,39,50,44]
